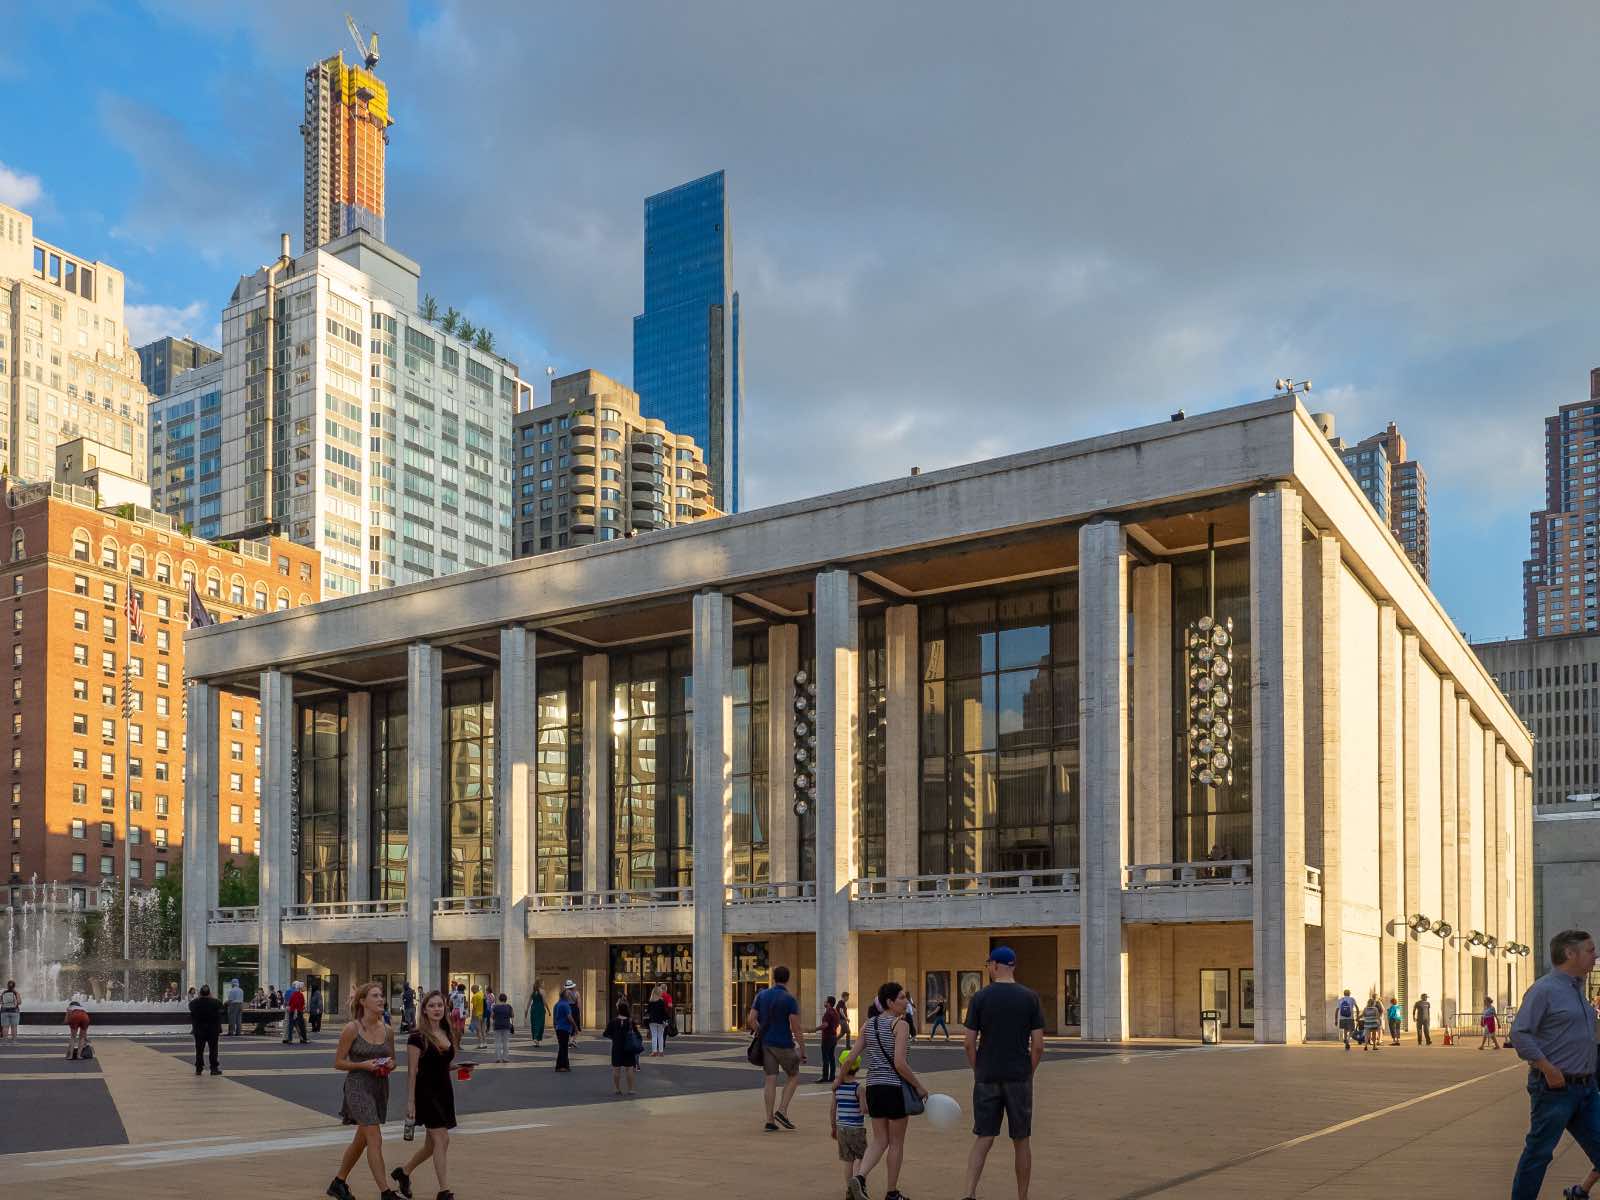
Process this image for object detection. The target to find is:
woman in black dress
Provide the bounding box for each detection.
[604,999,642,1097]
[392,990,457,1200]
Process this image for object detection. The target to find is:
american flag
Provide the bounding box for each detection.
[124,587,144,643]
[187,579,216,630]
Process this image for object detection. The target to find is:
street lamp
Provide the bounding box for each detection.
[1408,913,1431,935]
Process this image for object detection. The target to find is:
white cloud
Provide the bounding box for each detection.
[0,162,43,210]
[123,301,216,350]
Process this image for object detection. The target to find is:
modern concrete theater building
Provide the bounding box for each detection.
[180,397,1534,1042]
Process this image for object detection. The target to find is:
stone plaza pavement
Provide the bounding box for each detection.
[0,1033,1579,1198]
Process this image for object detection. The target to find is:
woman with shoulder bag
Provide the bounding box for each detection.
[604,999,644,1097]
[846,981,928,1200]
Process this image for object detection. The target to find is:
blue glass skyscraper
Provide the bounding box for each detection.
[633,171,742,512]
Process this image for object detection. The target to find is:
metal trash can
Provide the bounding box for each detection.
[1200,1009,1221,1044]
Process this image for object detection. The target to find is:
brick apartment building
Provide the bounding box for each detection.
[1,479,319,904]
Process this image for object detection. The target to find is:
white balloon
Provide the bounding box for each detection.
[924,1092,962,1129]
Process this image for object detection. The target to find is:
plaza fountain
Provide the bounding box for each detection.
[0,878,187,1022]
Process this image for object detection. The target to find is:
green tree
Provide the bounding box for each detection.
[152,861,183,962]
[218,856,260,907]
[474,329,495,353]
[457,320,476,343]
[441,308,461,335]
[420,293,439,323]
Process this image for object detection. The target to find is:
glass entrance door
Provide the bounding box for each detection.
[732,941,769,1030]
[610,943,693,1029]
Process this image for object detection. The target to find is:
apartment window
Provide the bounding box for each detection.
[101,651,114,675]
[9,680,17,703]
[7,783,15,806]
[100,718,114,743]
[231,710,244,730]
[10,646,18,668]
[155,796,168,818]
[229,772,243,792]
[155,763,168,781]
[9,713,16,737]
[102,582,115,603]
[229,804,243,824]
[230,740,243,761]
[154,861,167,879]
[228,836,242,854]
[99,544,117,570]
[156,663,168,685]
[72,749,87,770]
[9,749,17,770]
[72,783,86,805]
[73,573,88,595]
[71,854,86,874]
[72,714,87,735]
[155,629,169,652]
[71,818,85,839]
[72,534,89,561]
[99,752,114,775]
[98,822,113,845]
[10,817,19,840]
[99,855,114,877]
[101,685,114,707]
[9,610,17,634]
[156,696,168,717]
[129,859,142,880]
[154,827,167,848]
[73,679,87,700]
[155,729,168,752]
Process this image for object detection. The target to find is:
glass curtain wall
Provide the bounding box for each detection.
[444,676,496,896]
[919,584,1080,875]
[296,697,347,902]
[370,688,408,900]
[859,613,888,878]
[730,632,770,883]
[1170,545,1252,862]
[535,660,583,894]
[610,646,694,890]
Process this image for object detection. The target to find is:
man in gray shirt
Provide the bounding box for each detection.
[225,979,244,1038]
[1509,929,1600,1200]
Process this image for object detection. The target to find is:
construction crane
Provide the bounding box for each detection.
[346,13,380,71]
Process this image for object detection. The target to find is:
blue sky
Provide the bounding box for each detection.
[6,1,1597,641]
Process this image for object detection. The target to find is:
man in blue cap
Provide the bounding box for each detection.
[960,946,1046,1200]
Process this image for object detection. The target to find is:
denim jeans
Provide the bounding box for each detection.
[1510,1074,1600,1200]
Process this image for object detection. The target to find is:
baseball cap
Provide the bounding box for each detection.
[987,946,1017,966]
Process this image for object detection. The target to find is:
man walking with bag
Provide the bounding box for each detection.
[747,964,806,1132]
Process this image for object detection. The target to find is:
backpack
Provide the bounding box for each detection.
[1336,997,1355,1019]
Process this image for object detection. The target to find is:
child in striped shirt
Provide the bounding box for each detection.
[831,1051,867,1189]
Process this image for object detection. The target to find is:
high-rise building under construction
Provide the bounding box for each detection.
[301,49,392,252]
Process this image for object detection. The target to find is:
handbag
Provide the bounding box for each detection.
[872,1016,923,1116]
[624,1023,644,1058]
[747,994,770,1066]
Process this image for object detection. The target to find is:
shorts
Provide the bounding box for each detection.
[973,1079,1034,1140]
[837,1124,868,1161]
[865,1083,908,1120]
[0,1011,18,1027]
[762,1044,800,1077]
[1337,1017,1355,1031]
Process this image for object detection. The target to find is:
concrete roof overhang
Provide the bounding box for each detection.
[184,396,1530,766]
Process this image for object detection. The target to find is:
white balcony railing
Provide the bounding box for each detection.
[1304,865,1323,892]
[725,881,817,905]
[285,899,406,921]
[852,869,1080,901]
[1124,860,1252,888]
[533,887,693,911]
[433,895,501,915]
[209,906,260,923]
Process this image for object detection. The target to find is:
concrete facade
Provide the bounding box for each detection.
[181,398,1534,1038]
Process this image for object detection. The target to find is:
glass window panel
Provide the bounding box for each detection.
[997,666,1048,747]
[948,674,996,755]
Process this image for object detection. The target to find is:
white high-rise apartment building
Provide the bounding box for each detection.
[0,203,150,484]
[153,230,527,598]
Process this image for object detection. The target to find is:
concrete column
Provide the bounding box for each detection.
[1401,631,1422,1017]
[580,654,611,893]
[1438,676,1460,1027]
[814,570,860,1020]
[1522,769,1535,997]
[406,644,443,991]
[885,604,920,879]
[497,626,536,1009]
[257,669,294,992]
[1455,695,1474,1014]
[1078,519,1129,1042]
[768,623,799,884]
[1249,486,1306,1045]
[1131,563,1172,867]
[691,592,734,1030]
[1376,602,1399,1005]
[1485,734,1500,970]
[1493,738,1509,1005]
[345,690,371,902]
[182,681,220,991]
[1302,533,1340,1038]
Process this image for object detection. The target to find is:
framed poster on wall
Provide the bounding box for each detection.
[1240,968,1255,1028]
[958,970,984,1023]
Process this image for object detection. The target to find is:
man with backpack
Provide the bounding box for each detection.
[1335,989,1359,1050]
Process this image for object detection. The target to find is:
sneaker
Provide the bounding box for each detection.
[773,1110,795,1130]
[210,1068,222,1075]
[848,1175,869,1200]
[1564,1188,1591,1199]
[885,1191,909,1200]
[391,1166,413,1198]
[764,1121,780,1132]
[325,1180,356,1200]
